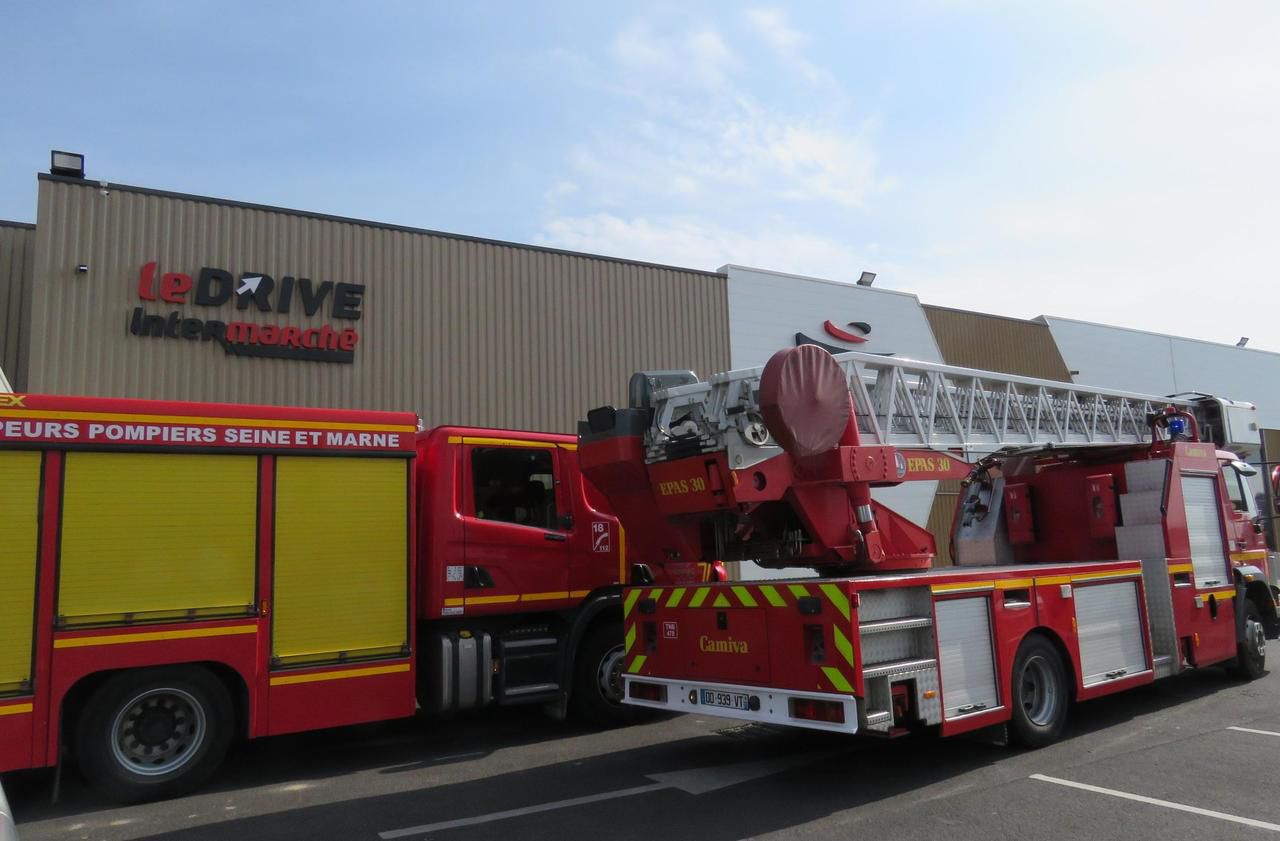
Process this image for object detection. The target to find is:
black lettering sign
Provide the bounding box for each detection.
[333,283,365,320]
[195,268,234,306]
[297,279,332,316]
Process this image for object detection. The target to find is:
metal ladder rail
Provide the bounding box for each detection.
[646,350,1192,459]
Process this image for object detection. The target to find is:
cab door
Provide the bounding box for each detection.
[462,443,570,612]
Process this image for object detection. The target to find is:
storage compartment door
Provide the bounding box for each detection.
[1180,474,1229,590]
[273,457,410,666]
[935,596,999,718]
[0,451,42,694]
[1074,580,1148,686]
[60,453,257,626]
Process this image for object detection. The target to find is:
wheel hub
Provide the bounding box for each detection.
[111,688,207,776]
[1020,655,1060,726]
[597,644,626,703]
[1246,618,1266,661]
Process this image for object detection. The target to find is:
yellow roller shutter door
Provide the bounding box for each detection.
[0,451,42,694]
[59,453,258,625]
[272,457,409,666]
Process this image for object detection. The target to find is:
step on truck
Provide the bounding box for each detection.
[0,393,719,802]
[579,345,1276,741]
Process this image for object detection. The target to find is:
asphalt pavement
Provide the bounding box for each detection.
[6,665,1280,841]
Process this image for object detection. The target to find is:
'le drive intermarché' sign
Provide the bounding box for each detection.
[128,261,366,364]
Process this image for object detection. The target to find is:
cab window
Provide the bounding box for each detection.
[472,447,558,529]
[1222,465,1250,514]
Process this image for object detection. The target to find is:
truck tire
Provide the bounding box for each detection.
[1008,633,1069,749]
[569,624,636,727]
[75,666,234,803]
[1232,600,1267,680]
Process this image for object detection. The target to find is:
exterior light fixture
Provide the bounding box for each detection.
[856,271,876,287]
[50,150,85,178]
[1237,337,1249,348]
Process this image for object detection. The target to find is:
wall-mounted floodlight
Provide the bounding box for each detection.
[856,271,876,287]
[50,150,85,178]
[1237,337,1249,348]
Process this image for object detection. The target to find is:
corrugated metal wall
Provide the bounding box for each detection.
[923,305,1073,381]
[27,177,730,432]
[0,221,35,391]
[921,305,1074,564]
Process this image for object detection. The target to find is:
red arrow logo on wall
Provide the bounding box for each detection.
[822,320,870,344]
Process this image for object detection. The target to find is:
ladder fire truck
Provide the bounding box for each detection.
[0,393,718,802]
[580,345,1275,744]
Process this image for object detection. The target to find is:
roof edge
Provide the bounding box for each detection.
[37,173,726,279]
[0,219,36,230]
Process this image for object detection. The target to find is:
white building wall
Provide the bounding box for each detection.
[724,265,945,578]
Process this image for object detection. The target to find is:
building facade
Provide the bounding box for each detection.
[3,165,1277,572]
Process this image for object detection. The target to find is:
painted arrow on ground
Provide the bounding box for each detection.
[378,752,826,838]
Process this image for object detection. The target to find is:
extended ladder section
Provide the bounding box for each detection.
[640,350,1257,467]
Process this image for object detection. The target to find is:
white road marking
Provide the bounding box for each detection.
[1030,774,1280,832]
[378,783,667,838]
[1228,726,1280,739]
[379,753,824,838]
[431,751,485,762]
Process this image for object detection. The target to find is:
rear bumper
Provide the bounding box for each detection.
[623,675,859,734]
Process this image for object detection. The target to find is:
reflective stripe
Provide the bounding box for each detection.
[666,588,687,608]
[819,584,850,621]
[1,407,414,433]
[689,587,711,608]
[732,586,758,608]
[623,590,642,617]
[465,595,520,605]
[758,585,787,608]
[270,662,410,686]
[0,703,33,717]
[624,623,636,653]
[833,626,855,667]
[712,593,732,608]
[788,584,811,599]
[627,655,647,673]
[1167,563,1194,574]
[821,666,854,693]
[995,578,1033,590]
[54,624,257,649]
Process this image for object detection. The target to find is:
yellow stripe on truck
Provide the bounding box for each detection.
[0,407,413,433]
[0,703,33,717]
[270,663,410,686]
[54,624,257,649]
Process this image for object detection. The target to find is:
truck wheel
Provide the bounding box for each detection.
[570,624,635,727]
[75,666,234,803]
[1009,634,1069,749]
[1232,600,1267,680]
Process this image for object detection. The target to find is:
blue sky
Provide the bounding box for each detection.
[2,2,1276,349]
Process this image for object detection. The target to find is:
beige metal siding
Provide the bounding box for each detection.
[0,221,35,390]
[27,178,729,431]
[924,305,1073,381]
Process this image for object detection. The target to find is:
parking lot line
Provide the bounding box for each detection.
[1227,726,1280,739]
[1029,774,1280,832]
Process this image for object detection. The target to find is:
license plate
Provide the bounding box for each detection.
[700,689,749,710]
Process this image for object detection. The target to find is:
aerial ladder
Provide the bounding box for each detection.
[586,345,1260,575]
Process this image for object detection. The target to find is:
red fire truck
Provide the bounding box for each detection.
[580,346,1276,743]
[0,393,717,802]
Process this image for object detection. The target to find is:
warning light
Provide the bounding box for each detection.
[1168,416,1187,437]
[629,681,667,703]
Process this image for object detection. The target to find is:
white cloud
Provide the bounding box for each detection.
[537,213,871,282]
[538,15,885,267]
[743,7,831,87]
